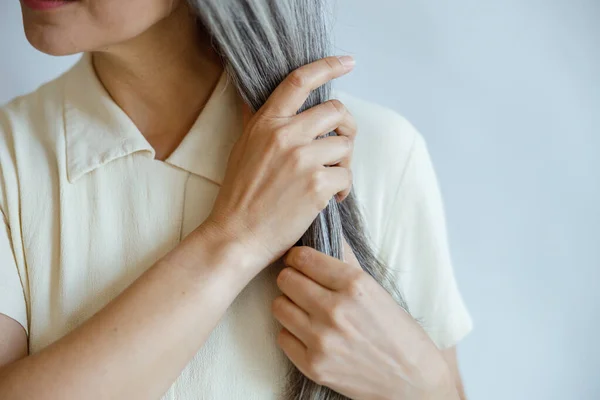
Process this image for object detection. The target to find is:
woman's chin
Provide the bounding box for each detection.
[23,26,84,56]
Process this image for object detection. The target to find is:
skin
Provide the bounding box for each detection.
[0,0,467,398]
[275,243,463,400]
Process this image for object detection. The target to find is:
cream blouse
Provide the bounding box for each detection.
[0,54,472,399]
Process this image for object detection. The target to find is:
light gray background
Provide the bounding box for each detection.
[1,1,599,399]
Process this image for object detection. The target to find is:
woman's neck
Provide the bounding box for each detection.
[91,3,223,161]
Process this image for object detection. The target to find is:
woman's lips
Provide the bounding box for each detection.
[21,0,74,11]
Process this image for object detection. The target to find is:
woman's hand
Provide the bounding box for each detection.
[272,240,460,400]
[204,56,357,271]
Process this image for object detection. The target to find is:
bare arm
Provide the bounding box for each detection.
[0,225,258,399]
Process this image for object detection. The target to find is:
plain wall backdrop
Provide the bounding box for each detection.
[1,1,599,399]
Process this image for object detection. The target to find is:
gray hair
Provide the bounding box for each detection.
[187,1,408,399]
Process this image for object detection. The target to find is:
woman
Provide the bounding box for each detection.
[0,0,473,399]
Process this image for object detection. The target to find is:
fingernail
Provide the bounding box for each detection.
[338,55,356,70]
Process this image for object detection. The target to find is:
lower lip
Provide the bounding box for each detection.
[21,0,73,11]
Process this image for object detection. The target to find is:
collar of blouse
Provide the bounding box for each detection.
[62,53,243,185]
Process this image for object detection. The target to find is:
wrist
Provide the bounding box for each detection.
[421,358,460,400]
[384,351,459,400]
[191,218,269,276]
[157,219,266,288]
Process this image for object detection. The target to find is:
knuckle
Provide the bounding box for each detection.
[326,301,346,326]
[308,169,327,194]
[272,125,291,140]
[289,147,306,171]
[305,351,328,384]
[327,99,346,115]
[287,69,308,89]
[312,194,330,212]
[307,170,334,211]
[271,295,287,315]
[312,333,331,353]
[291,246,312,266]
[346,273,366,297]
[277,267,294,287]
[341,135,352,150]
[270,126,291,150]
[306,349,324,378]
[324,57,339,71]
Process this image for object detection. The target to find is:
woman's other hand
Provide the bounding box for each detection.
[204,56,357,271]
[272,240,460,400]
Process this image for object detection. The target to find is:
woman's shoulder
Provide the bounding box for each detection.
[331,89,422,197]
[332,90,419,149]
[0,70,71,177]
[331,89,421,183]
[0,61,75,142]
[1,70,68,136]
[0,71,69,212]
[330,90,430,242]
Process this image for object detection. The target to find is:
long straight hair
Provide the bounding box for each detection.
[187,1,407,399]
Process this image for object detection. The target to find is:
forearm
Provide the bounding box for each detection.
[0,223,259,399]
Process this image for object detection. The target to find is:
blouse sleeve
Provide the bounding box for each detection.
[0,207,28,335]
[379,131,473,350]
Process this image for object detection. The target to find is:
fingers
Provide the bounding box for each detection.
[287,99,356,201]
[276,266,331,317]
[272,295,312,345]
[303,166,352,212]
[289,99,357,142]
[276,328,307,371]
[318,166,353,209]
[287,148,351,211]
[263,56,355,117]
[284,246,359,291]
[300,137,354,202]
[329,103,356,202]
[300,136,352,167]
